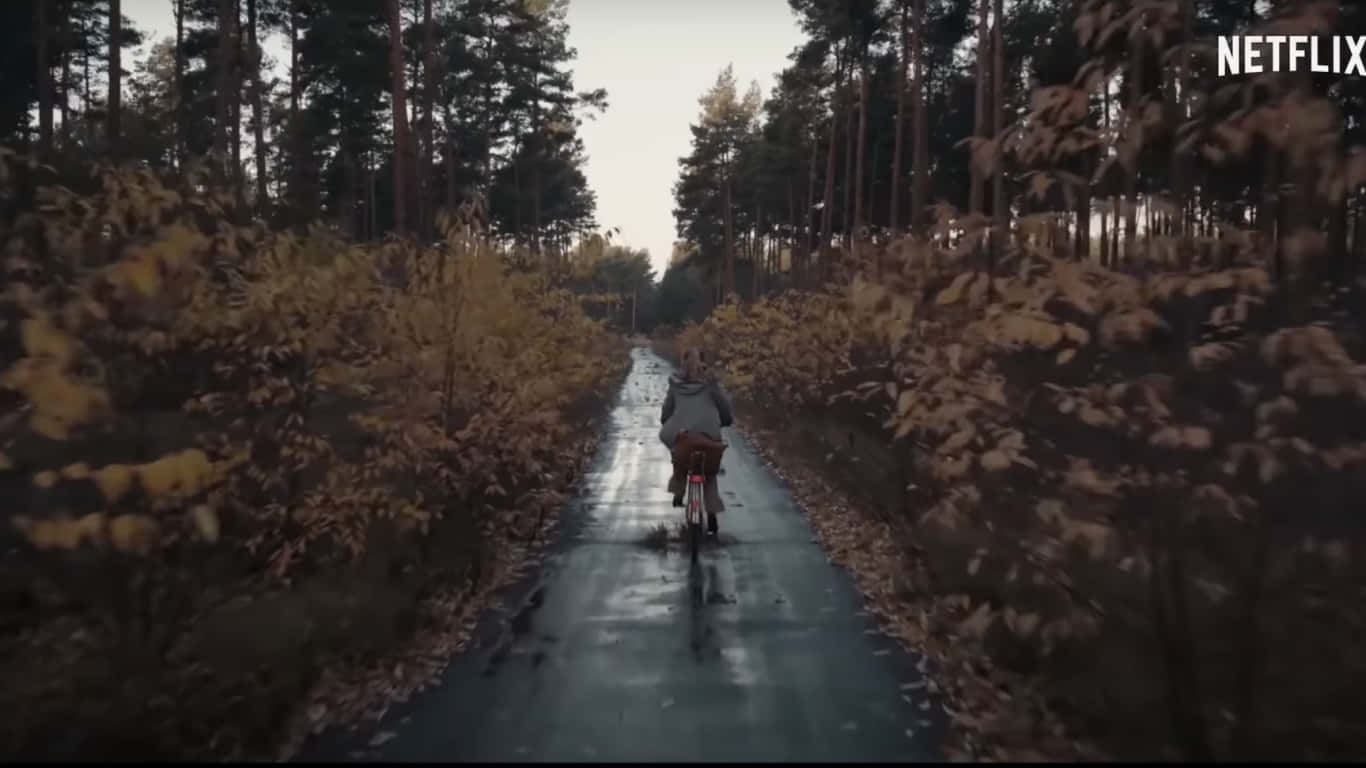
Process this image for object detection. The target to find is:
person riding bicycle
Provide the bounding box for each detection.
[659,346,733,535]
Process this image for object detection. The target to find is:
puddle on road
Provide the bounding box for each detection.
[510,585,547,636]
[482,584,554,677]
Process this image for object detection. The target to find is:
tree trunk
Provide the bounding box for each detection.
[724,172,736,297]
[35,0,53,156]
[1328,196,1348,283]
[969,0,989,217]
[889,0,908,234]
[289,2,299,117]
[231,0,243,194]
[989,0,1005,278]
[1171,0,1192,254]
[1351,192,1364,284]
[804,127,818,281]
[481,9,495,182]
[107,0,121,145]
[819,41,846,276]
[214,0,234,176]
[368,158,377,240]
[59,2,71,146]
[869,136,880,236]
[1124,15,1142,263]
[1076,93,1093,261]
[853,63,869,265]
[445,104,457,214]
[753,205,763,299]
[910,0,928,234]
[531,55,543,253]
[174,0,185,169]
[342,149,358,238]
[1100,204,1110,266]
[387,0,412,235]
[787,174,798,279]
[83,26,92,145]
[842,82,855,249]
[288,1,307,220]
[248,0,267,214]
[786,174,797,269]
[422,0,437,239]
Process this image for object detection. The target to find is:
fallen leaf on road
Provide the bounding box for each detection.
[368,731,397,747]
[840,721,859,731]
[873,648,891,656]
[901,680,926,690]
[905,728,916,739]
[661,697,675,709]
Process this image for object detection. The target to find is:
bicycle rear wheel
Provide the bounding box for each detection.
[687,479,703,563]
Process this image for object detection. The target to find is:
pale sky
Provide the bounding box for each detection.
[564,1,803,277]
[121,0,804,280]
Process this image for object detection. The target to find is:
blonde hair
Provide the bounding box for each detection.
[680,347,707,381]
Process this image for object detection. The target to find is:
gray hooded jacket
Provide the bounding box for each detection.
[659,373,734,446]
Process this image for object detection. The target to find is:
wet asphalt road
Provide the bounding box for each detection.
[303,347,941,762]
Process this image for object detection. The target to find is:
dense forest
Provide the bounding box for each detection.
[4,0,610,243]
[3,0,660,318]
[0,0,649,759]
[659,0,1366,761]
[4,0,1366,761]
[665,0,1365,311]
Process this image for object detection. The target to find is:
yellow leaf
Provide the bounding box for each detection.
[1149,426,1183,448]
[191,505,220,543]
[897,390,917,417]
[73,513,106,546]
[1258,454,1284,485]
[13,517,77,550]
[137,449,214,499]
[20,315,76,366]
[980,450,1011,471]
[1066,521,1112,559]
[946,344,963,373]
[894,419,915,440]
[60,462,91,479]
[1182,426,1212,450]
[1062,323,1090,345]
[935,272,976,306]
[33,470,59,489]
[1056,348,1076,365]
[958,602,995,639]
[1009,611,1041,637]
[1078,403,1112,427]
[932,426,969,456]
[95,464,135,503]
[109,514,160,555]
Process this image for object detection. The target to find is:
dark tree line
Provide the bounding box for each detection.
[671,0,1366,313]
[4,0,606,251]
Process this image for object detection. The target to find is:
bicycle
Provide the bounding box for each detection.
[684,449,706,564]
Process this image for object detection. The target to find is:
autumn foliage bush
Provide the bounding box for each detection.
[687,240,1366,759]
[0,149,627,758]
[673,0,1366,758]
